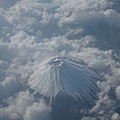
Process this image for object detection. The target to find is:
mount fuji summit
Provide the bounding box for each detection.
[28,57,102,120]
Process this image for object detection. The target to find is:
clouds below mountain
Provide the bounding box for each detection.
[0,0,120,119]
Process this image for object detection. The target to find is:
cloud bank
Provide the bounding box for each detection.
[0,0,120,119]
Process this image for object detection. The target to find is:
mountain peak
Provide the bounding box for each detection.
[48,57,63,67]
[28,57,101,104]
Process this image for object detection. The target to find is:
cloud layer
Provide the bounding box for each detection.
[0,0,120,119]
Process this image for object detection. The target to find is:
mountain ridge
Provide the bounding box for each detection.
[28,57,101,105]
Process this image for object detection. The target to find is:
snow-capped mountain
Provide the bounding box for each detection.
[28,57,101,104]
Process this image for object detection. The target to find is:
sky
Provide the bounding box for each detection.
[0,0,120,120]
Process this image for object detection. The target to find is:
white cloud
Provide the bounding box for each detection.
[0,42,18,62]
[0,0,120,119]
[82,117,96,120]
[0,76,21,100]
[0,0,20,9]
[0,91,35,120]
[111,113,120,120]
[115,86,120,100]
[24,101,51,120]
[0,60,8,70]
[0,91,51,120]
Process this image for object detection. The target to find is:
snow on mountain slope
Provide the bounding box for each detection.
[28,57,101,103]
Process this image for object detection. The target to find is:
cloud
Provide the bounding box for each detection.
[82,117,96,120]
[0,91,51,120]
[0,76,21,100]
[0,91,35,120]
[24,102,52,120]
[0,0,120,119]
[111,113,120,120]
[0,42,18,62]
[115,86,120,100]
[0,0,20,9]
[0,14,13,40]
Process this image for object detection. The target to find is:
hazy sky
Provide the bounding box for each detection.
[0,0,120,120]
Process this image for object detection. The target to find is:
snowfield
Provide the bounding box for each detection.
[29,57,101,103]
